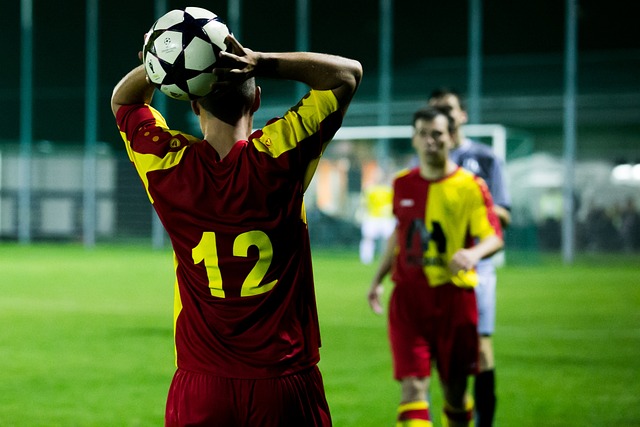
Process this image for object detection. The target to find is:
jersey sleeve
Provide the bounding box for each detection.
[115,103,201,203]
[250,89,343,191]
[470,176,503,241]
[449,175,502,288]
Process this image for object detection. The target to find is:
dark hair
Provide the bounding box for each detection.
[412,106,456,136]
[197,77,257,125]
[428,87,466,112]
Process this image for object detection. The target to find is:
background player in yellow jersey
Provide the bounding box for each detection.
[112,32,361,426]
[429,88,511,427]
[367,107,503,427]
[359,180,395,265]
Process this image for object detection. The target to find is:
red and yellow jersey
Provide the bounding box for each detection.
[116,89,343,378]
[391,167,502,289]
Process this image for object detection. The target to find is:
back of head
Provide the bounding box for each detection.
[197,77,257,125]
[428,87,466,112]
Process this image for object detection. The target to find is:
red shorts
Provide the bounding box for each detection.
[388,283,478,383]
[165,366,331,427]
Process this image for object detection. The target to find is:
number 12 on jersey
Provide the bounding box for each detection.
[192,230,278,298]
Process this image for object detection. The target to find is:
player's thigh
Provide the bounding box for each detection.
[389,299,432,379]
[249,366,332,427]
[435,288,478,383]
[166,368,331,427]
[165,369,237,427]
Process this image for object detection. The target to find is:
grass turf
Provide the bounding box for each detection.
[0,244,638,426]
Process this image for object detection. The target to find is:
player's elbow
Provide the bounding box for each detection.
[350,60,363,86]
[345,59,363,95]
[494,235,505,255]
[483,234,504,259]
[334,60,363,113]
[111,83,128,118]
[110,96,121,118]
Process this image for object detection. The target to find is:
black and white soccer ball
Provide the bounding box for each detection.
[142,7,231,101]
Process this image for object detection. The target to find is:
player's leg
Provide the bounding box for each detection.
[397,376,432,427]
[438,333,476,427]
[475,336,496,427]
[249,365,332,427]
[440,374,474,427]
[474,262,498,427]
[437,286,478,427]
[359,220,376,264]
[388,288,433,427]
[165,369,237,427]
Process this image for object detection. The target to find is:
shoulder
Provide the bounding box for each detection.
[466,139,498,159]
[393,168,417,184]
[252,89,341,156]
[450,166,479,185]
[292,89,339,116]
[116,103,155,127]
[451,168,489,192]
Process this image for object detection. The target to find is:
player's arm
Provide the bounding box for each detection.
[216,35,362,115]
[367,228,397,315]
[111,64,155,117]
[449,234,504,275]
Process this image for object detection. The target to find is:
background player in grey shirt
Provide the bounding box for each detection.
[429,88,511,427]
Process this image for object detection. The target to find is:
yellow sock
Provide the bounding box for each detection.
[396,400,432,427]
[442,396,474,427]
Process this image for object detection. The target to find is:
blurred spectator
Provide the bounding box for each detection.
[358,182,395,264]
[583,205,618,251]
[618,198,640,252]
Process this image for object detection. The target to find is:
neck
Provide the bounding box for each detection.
[201,113,253,159]
[419,158,457,180]
[452,128,464,149]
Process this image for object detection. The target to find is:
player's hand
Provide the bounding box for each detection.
[448,248,478,275]
[211,35,259,89]
[367,283,384,315]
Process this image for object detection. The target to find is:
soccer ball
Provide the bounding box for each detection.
[142,7,231,101]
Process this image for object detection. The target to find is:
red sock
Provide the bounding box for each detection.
[396,401,432,427]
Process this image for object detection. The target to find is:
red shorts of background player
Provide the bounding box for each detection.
[165,366,331,427]
[388,283,479,382]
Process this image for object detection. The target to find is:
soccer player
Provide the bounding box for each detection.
[359,180,395,265]
[428,88,511,427]
[111,34,362,427]
[367,107,503,427]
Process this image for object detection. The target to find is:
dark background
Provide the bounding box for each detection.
[2,0,640,158]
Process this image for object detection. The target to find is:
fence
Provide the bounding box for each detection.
[1,127,639,258]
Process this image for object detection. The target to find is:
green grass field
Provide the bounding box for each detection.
[0,244,639,426]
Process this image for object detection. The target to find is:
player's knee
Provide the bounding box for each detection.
[401,377,428,402]
[478,336,495,371]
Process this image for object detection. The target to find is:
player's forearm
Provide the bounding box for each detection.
[371,258,392,286]
[256,52,362,108]
[449,234,504,274]
[111,65,156,116]
[371,230,397,285]
[474,234,504,260]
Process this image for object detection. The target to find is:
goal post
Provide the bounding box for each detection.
[306,123,541,257]
[306,124,511,246]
